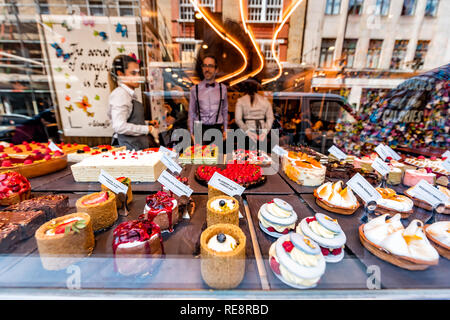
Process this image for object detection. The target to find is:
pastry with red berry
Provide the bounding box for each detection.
[296,213,346,263]
[113,219,164,276]
[269,232,326,289]
[258,198,297,238]
[200,223,246,289]
[68,145,126,162]
[141,191,179,233]
[0,171,31,206]
[76,191,118,232]
[101,176,133,210]
[35,212,95,270]
[195,163,266,188]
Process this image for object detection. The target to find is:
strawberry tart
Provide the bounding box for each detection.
[195,163,266,188]
[296,213,346,263]
[269,232,326,289]
[76,191,118,232]
[112,219,164,276]
[258,198,298,238]
[228,149,272,166]
[0,171,31,206]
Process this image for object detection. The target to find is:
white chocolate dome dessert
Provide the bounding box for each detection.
[258,198,298,238]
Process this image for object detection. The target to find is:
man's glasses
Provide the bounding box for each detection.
[201,64,216,69]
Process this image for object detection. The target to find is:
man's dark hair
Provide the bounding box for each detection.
[202,55,218,67]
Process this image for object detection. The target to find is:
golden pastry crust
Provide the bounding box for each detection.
[76,192,118,231]
[206,196,239,227]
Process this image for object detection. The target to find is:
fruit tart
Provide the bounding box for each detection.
[0,171,31,206]
[141,191,179,233]
[373,187,414,218]
[296,213,346,263]
[258,198,298,238]
[314,181,359,215]
[200,223,246,289]
[101,176,133,209]
[424,221,450,259]
[76,191,118,232]
[113,219,164,276]
[359,214,439,270]
[35,212,95,270]
[206,195,239,227]
[269,232,326,289]
[196,163,266,188]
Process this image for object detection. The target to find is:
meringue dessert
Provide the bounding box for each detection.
[403,168,436,187]
[296,213,346,263]
[269,232,326,289]
[206,196,239,227]
[424,221,450,259]
[314,181,359,215]
[374,188,414,218]
[258,198,298,238]
[405,185,450,215]
[360,214,439,270]
[283,152,326,187]
[200,224,246,289]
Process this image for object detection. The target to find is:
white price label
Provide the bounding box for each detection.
[159,146,177,158]
[347,173,382,204]
[328,145,347,160]
[272,145,288,157]
[160,153,182,174]
[384,145,401,161]
[371,157,390,176]
[157,170,193,197]
[409,179,448,207]
[48,140,63,152]
[374,144,389,161]
[98,170,129,195]
[208,172,246,197]
[442,150,450,158]
[443,158,450,172]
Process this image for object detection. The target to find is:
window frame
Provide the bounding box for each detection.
[348,0,364,15]
[424,0,439,17]
[401,0,417,16]
[179,0,215,22]
[375,0,390,16]
[325,0,342,15]
[247,0,284,23]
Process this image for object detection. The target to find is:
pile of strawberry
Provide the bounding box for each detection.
[196,163,263,185]
[0,171,31,199]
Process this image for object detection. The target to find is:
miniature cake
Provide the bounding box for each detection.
[112,219,164,276]
[229,149,272,166]
[196,163,266,188]
[374,187,414,218]
[314,181,359,215]
[390,160,406,174]
[283,152,326,186]
[0,150,67,179]
[387,166,402,185]
[179,144,219,164]
[269,232,326,289]
[0,171,31,206]
[71,149,165,182]
[360,214,439,270]
[76,191,118,232]
[424,221,450,259]
[353,153,377,172]
[3,194,69,220]
[258,198,297,237]
[200,223,246,289]
[403,168,436,187]
[296,213,346,263]
[206,196,239,227]
[208,185,227,199]
[404,185,450,214]
[101,176,133,209]
[67,145,126,162]
[35,212,95,270]
[142,191,179,233]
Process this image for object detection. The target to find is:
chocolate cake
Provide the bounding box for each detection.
[4,194,69,220]
[326,161,355,179]
[0,223,20,253]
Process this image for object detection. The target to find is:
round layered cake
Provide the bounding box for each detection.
[200,223,246,289]
[207,196,239,227]
[283,152,326,187]
[142,191,179,233]
[269,232,326,289]
[196,163,266,188]
[403,168,436,187]
[258,198,298,237]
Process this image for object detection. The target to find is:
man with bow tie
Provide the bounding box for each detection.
[188,55,228,144]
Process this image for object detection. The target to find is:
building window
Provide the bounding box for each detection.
[375,0,390,16]
[366,39,383,68]
[118,1,136,16]
[348,0,364,15]
[257,41,280,64]
[401,0,417,16]
[412,40,430,70]
[37,0,50,14]
[179,0,215,22]
[180,42,197,62]
[248,0,283,23]
[89,0,104,16]
[325,0,341,15]
[342,39,357,68]
[390,40,409,70]
[319,38,336,68]
[425,0,439,17]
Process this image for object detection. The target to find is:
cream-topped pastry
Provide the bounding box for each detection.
[207,233,237,252]
[269,233,326,289]
[258,198,298,237]
[363,214,439,263]
[297,213,346,263]
[314,181,359,212]
[283,152,326,187]
[210,198,237,212]
[425,221,450,248]
[375,188,414,213]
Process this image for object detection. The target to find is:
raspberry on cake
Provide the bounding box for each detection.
[0,171,31,206]
[141,191,179,233]
[196,163,266,188]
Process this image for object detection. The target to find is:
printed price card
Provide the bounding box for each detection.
[272,145,288,157]
[408,179,448,207]
[347,173,382,204]
[98,169,129,195]
[328,145,347,160]
[208,172,245,197]
[157,170,193,197]
[371,157,390,176]
[160,153,182,174]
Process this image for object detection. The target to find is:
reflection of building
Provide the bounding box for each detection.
[301,0,450,108]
